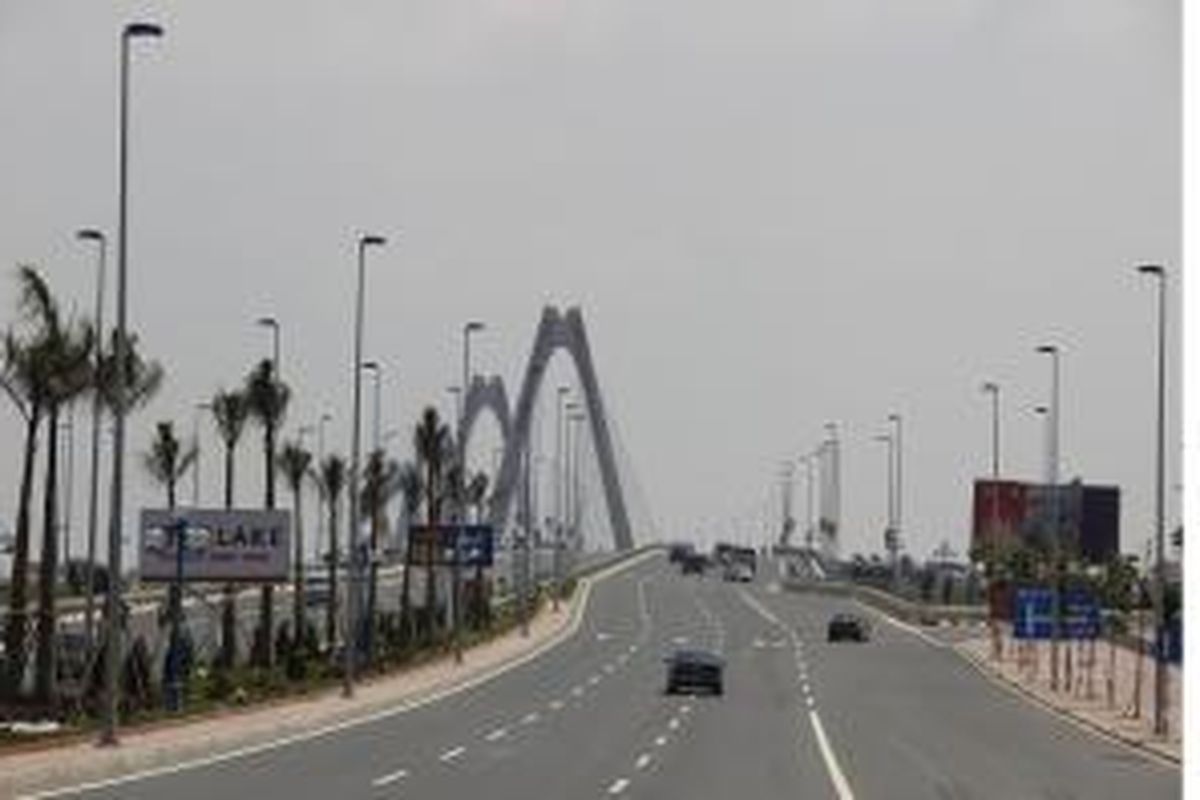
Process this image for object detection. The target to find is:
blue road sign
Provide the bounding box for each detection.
[1012,587,1100,640]
[410,524,495,567]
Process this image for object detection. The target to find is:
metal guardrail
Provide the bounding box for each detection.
[781,579,988,625]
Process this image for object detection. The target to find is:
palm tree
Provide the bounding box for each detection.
[0,266,58,698]
[396,461,423,642]
[317,455,346,649]
[211,388,249,668]
[278,441,312,652]
[360,448,400,658]
[413,407,452,642]
[142,421,197,509]
[245,359,290,668]
[31,275,95,707]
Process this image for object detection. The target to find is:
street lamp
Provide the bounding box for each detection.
[1137,264,1169,736]
[362,361,382,454]
[887,414,903,585]
[981,381,1000,478]
[553,386,570,612]
[102,20,163,748]
[873,433,896,581]
[345,232,386,698]
[569,411,586,550]
[1036,343,1063,691]
[76,227,107,657]
[452,321,484,664]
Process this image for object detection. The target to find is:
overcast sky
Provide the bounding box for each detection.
[0,0,1180,564]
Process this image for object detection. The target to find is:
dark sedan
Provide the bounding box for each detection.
[664,649,724,695]
[826,613,870,642]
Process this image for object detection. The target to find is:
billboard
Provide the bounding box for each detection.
[140,508,291,583]
[971,480,1119,564]
[408,524,495,567]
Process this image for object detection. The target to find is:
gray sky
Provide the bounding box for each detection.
[0,0,1181,564]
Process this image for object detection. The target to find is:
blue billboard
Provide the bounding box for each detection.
[1012,587,1100,640]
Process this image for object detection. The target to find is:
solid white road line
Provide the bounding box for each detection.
[809,710,855,800]
[371,768,409,787]
[485,727,508,742]
[439,746,466,763]
[608,777,631,794]
[635,753,653,770]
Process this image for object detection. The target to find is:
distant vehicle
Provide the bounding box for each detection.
[723,561,754,582]
[664,649,724,695]
[827,613,870,642]
[713,542,736,565]
[680,553,708,575]
[668,543,695,564]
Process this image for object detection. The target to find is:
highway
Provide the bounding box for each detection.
[46,552,1179,799]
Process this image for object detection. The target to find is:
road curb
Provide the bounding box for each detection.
[4,548,662,799]
[952,642,1180,768]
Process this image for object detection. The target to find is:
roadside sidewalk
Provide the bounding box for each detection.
[955,628,1181,764]
[0,551,654,800]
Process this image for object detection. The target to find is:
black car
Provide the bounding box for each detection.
[680,553,708,575]
[826,613,870,642]
[664,649,724,695]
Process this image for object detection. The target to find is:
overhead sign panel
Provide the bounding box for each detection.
[139,508,291,583]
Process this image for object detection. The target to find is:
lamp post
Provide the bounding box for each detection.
[981,382,1000,478]
[553,386,570,612]
[888,413,903,584]
[256,317,280,372]
[316,411,331,564]
[570,411,586,551]
[102,20,163,747]
[873,433,896,583]
[1136,264,1169,736]
[362,361,382,454]
[453,322,484,665]
[76,228,107,657]
[1037,344,1062,691]
[345,233,386,698]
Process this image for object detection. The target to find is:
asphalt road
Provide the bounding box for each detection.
[46,554,1180,799]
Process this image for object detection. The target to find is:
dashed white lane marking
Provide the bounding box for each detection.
[548,699,565,711]
[737,587,783,627]
[371,768,408,787]
[617,654,629,665]
[485,727,508,742]
[801,682,811,694]
[810,710,855,800]
[571,686,585,697]
[679,704,692,715]
[608,778,631,794]
[806,695,815,708]
[668,717,680,731]
[589,674,602,686]
[635,753,653,770]
[596,631,613,641]
[439,745,467,763]
[521,711,540,725]
[604,663,616,674]
[629,644,638,653]
[672,635,689,645]
[654,735,669,747]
